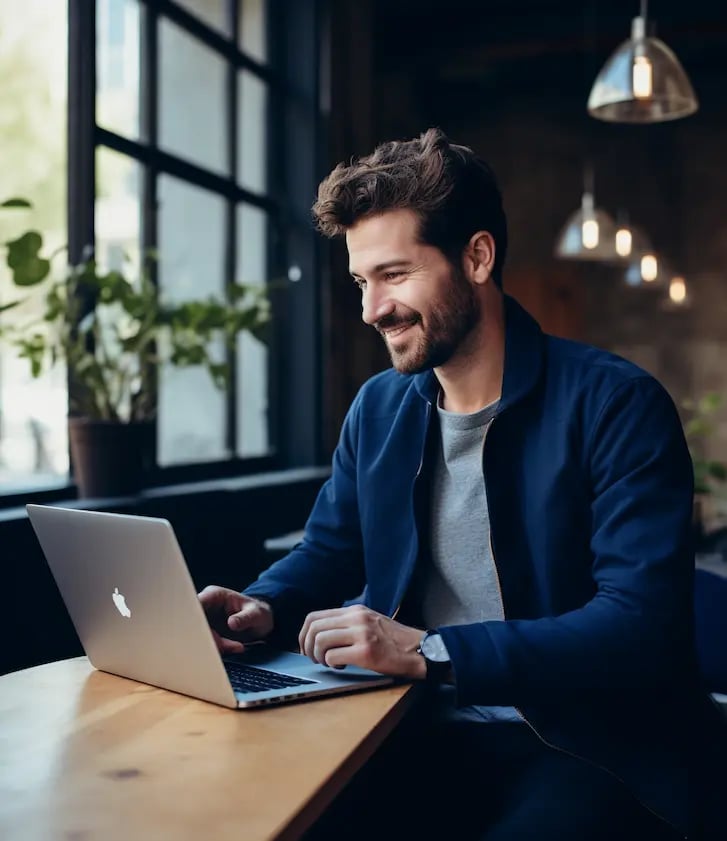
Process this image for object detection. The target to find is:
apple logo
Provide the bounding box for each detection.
[112,587,131,618]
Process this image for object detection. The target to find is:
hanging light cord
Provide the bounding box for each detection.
[584,164,595,197]
[640,0,648,23]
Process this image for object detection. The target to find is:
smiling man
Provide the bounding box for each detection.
[350,210,487,382]
[200,128,726,839]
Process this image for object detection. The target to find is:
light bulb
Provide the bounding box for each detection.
[641,254,658,282]
[633,55,653,99]
[582,219,599,249]
[615,228,633,257]
[669,276,687,303]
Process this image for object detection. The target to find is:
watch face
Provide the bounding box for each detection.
[421,633,450,663]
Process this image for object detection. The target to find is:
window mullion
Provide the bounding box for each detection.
[68,0,96,265]
[68,0,96,461]
[141,0,159,466]
[225,0,241,456]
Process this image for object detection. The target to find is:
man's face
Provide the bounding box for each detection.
[346,209,480,374]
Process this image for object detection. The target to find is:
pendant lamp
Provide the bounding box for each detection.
[615,220,653,265]
[555,171,620,262]
[665,275,690,307]
[588,1,698,123]
[624,249,672,287]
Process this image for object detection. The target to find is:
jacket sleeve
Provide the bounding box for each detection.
[242,392,367,644]
[439,377,697,706]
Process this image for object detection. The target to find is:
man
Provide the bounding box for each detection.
[200,128,725,839]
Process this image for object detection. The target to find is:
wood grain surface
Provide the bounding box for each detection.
[0,658,416,841]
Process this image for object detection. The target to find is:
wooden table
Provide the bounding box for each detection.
[0,658,417,841]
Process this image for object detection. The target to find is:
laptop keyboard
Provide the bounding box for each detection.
[223,661,316,694]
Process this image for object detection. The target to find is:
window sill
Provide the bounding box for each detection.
[0,465,331,524]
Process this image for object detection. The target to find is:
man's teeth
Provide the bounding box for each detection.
[385,323,412,336]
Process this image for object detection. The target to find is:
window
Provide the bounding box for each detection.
[0,1,69,490]
[0,0,325,499]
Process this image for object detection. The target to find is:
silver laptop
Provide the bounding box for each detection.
[26,504,394,708]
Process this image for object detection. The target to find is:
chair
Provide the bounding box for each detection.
[695,568,727,708]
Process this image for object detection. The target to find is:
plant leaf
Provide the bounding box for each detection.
[701,393,723,412]
[707,461,727,481]
[1,197,32,209]
[5,231,51,286]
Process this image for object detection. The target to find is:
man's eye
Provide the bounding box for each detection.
[383,271,403,281]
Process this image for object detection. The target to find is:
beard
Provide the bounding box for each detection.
[377,265,480,375]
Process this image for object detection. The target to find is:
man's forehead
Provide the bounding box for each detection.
[346,213,424,276]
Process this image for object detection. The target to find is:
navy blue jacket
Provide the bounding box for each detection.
[245,295,726,836]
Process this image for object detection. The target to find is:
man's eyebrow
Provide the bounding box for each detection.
[349,259,412,278]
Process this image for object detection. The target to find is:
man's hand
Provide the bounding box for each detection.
[298,605,426,680]
[198,585,274,655]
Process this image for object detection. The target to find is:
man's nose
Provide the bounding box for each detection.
[361,284,395,326]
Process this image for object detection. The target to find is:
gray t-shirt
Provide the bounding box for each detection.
[422,395,521,724]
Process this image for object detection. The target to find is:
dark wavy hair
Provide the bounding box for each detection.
[312,127,508,288]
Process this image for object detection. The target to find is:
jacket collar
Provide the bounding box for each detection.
[413,294,545,411]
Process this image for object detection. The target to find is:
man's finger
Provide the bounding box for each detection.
[211,627,245,655]
[324,645,356,669]
[198,585,222,607]
[300,615,351,660]
[311,628,357,665]
[227,600,262,631]
[302,616,364,661]
[298,607,357,653]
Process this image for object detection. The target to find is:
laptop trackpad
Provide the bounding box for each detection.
[225,645,393,687]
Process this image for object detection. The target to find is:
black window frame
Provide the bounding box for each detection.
[1,0,327,507]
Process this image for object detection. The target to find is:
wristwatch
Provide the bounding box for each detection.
[416,630,451,683]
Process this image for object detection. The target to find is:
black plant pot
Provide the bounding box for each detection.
[68,418,153,498]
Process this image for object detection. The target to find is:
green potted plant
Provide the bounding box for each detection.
[682,392,727,541]
[0,198,270,497]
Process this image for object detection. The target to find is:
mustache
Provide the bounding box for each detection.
[375,314,419,335]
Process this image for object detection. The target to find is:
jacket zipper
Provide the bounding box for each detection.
[392,398,433,622]
[481,413,688,839]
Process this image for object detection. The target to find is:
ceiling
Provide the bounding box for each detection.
[368,0,727,131]
[373,0,727,76]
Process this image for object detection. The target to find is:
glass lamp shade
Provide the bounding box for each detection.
[623,250,673,288]
[619,224,653,262]
[554,193,620,262]
[588,17,698,123]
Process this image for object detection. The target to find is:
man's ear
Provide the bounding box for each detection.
[463,231,495,286]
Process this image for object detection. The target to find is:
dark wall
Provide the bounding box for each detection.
[321,0,392,455]
[0,468,328,675]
